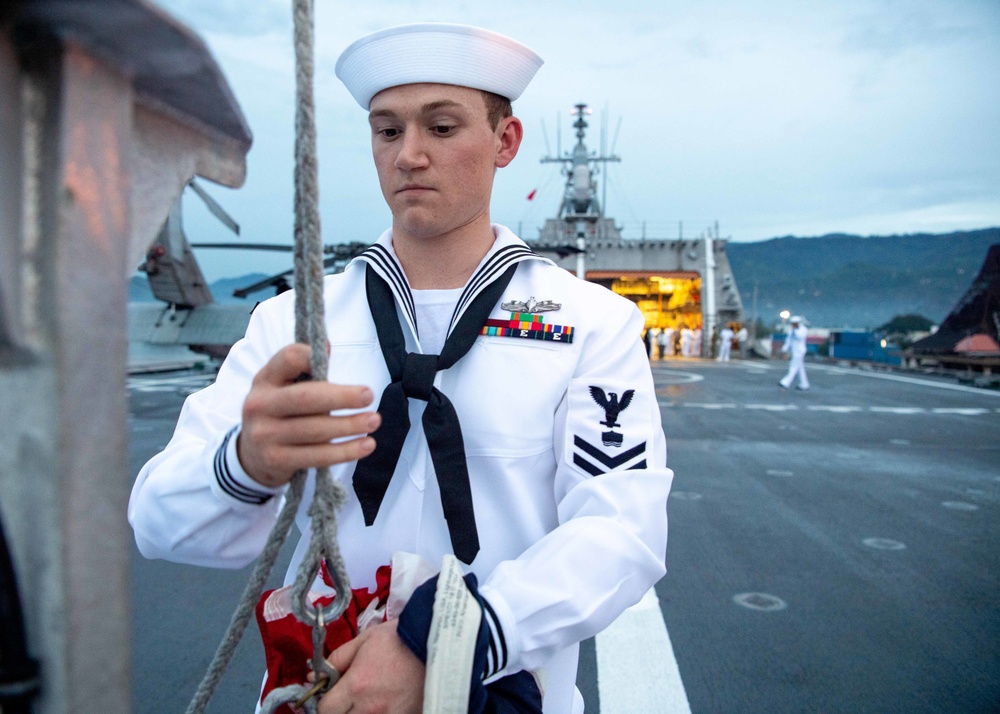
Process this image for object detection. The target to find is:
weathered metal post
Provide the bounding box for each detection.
[0,2,251,711]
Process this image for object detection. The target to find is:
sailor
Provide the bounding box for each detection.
[779,315,810,390]
[717,324,734,362]
[661,324,675,357]
[128,22,673,714]
[680,324,693,357]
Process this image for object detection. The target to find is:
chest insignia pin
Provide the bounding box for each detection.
[500,296,561,314]
[481,296,574,344]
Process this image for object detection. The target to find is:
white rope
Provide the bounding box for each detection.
[184,0,350,711]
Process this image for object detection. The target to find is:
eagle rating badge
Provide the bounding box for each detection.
[569,383,649,477]
[589,387,634,447]
[482,297,574,343]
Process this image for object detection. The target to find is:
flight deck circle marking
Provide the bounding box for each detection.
[890,439,910,445]
[653,370,704,385]
[766,469,793,477]
[966,488,986,496]
[733,593,787,612]
[942,501,979,511]
[671,491,703,501]
[863,538,906,551]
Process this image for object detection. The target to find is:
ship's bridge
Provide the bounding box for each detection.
[533,105,744,347]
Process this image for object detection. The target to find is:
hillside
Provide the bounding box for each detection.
[726,228,1000,328]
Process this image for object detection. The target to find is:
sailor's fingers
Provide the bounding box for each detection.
[238,432,377,487]
[237,344,379,487]
[249,344,374,417]
[256,381,376,418]
[237,413,378,487]
[319,621,423,714]
[263,412,381,446]
[326,627,366,676]
[244,378,375,421]
[253,343,319,385]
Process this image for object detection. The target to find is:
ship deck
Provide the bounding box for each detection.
[128,358,1000,712]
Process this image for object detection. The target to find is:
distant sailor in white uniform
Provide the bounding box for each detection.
[662,325,675,357]
[779,315,810,390]
[717,325,734,362]
[128,22,673,714]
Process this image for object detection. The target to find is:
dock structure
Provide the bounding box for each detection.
[532,104,744,355]
[0,2,250,711]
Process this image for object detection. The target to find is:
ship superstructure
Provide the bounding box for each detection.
[534,104,745,352]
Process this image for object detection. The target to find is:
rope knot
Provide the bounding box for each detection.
[402,352,439,401]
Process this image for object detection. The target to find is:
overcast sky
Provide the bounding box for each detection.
[151,0,1000,282]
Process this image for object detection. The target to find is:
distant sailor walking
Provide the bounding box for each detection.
[779,315,810,390]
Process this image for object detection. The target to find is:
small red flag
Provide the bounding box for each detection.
[526,189,537,201]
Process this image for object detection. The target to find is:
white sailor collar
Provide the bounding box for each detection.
[349,225,554,340]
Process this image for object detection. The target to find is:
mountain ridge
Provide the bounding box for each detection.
[726,227,999,328]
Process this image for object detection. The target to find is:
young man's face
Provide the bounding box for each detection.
[368,83,521,241]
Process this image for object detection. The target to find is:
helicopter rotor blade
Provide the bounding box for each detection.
[189,179,240,235]
[191,242,293,252]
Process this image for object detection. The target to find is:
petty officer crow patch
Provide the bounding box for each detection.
[567,379,652,477]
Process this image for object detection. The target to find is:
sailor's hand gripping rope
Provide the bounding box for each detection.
[184,0,353,711]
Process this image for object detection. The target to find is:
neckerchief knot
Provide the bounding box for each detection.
[352,263,519,564]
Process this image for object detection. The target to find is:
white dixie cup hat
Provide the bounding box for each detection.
[335,23,544,109]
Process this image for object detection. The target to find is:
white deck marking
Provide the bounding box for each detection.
[942,501,979,511]
[863,538,906,550]
[932,408,989,415]
[817,366,1000,397]
[733,592,787,611]
[659,403,997,416]
[596,588,691,714]
[652,370,705,384]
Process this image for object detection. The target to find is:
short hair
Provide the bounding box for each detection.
[482,90,512,130]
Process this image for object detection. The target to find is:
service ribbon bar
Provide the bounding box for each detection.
[481,314,574,344]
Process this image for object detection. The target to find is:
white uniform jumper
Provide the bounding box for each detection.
[129,226,674,713]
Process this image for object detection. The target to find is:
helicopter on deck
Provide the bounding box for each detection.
[128,180,367,361]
